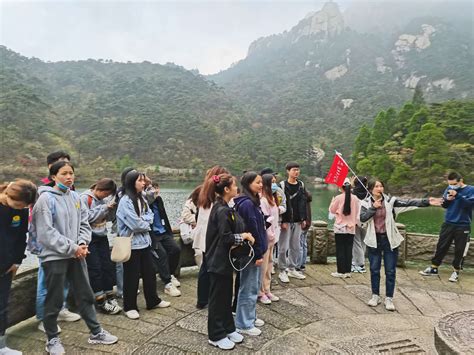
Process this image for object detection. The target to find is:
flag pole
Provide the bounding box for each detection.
[334,150,374,200]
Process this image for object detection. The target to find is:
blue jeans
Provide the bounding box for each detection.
[367,234,398,298]
[0,271,13,337]
[299,230,308,267]
[235,262,261,330]
[36,262,68,321]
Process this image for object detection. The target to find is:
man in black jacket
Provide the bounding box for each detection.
[149,183,182,297]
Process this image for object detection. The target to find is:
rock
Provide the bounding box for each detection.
[305,60,311,67]
[404,73,426,89]
[325,64,348,80]
[296,1,344,40]
[435,310,474,354]
[341,98,354,109]
[375,57,391,73]
[431,77,455,91]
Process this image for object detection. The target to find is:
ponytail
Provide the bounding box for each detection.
[342,184,351,216]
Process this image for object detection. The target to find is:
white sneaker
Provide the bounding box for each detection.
[343,273,352,278]
[258,294,271,305]
[331,272,345,278]
[448,271,459,282]
[237,327,261,336]
[384,297,396,311]
[227,331,244,343]
[266,292,279,302]
[38,322,61,333]
[278,271,290,283]
[171,275,181,287]
[208,337,235,350]
[367,294,381,307]
[254,318,265,327]
[165,283,181,297]
[125,310,140,319]
[287,269,306,280]
[0,346,22,355]
[156,300,171,308]
[271,265,275,275]
[57,309,81,322]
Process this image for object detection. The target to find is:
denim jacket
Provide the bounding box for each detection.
[116,195,154,250]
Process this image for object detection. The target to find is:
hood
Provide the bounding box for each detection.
[38,185,63,196]
[233,194,252,208]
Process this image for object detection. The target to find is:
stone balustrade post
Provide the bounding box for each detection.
[310,220,329,264]
[396,223,407,268]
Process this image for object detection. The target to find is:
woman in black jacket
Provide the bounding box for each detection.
[205,173,254,350]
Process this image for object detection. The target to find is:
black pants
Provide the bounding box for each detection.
[335,234,354,274]
[42,258,101,340]
[0,271,13,337]
[123,248,161,311]
[432,223,471,270]
[232,271,240,313]
[151,232,181,284]
[208,272,235,341]
[197,256,210,307]
[86,234,116,296]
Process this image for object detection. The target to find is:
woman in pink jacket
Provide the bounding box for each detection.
[258,174,281,304]
[329,178,361,278]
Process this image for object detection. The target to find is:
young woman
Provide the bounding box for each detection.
[31,161,118,354]
[360,179,439,311]
[329,178,361,278]
[233,171,267,336]
[0,180,37,355]
[193,166,229,309]
[205,174,255,350]
[81,178,121,314]
[351,176,368,273]
[116,170,170,320]
[179,186,200,245]
[258,174,280,304]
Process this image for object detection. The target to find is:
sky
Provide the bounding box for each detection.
[0,0,349,74]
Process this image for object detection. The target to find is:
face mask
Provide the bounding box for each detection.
[448,185,460,190]
[56,182,70,192]
[271,183,278,193]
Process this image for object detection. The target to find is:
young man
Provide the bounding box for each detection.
[41,151,72,187]
[278,162,308,283]
[420,172,473,282]
[149,183,182,297]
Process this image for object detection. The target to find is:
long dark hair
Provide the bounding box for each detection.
[240,171,260,206]
[342,183,352,216]
[261,174,275,206]
[188,185,202,206]
[123,170,146,215]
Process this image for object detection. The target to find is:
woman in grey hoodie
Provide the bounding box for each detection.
[31,161,118,354]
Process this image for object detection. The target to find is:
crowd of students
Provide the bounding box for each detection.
[0,150,472,353]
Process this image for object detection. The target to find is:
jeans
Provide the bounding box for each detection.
[335,234,354,274]
[151,232,181,284]
[36,261,68,321]
[367,234,398,298]
[42,258,101,340]
[278,222,302,271]
[0,272,13,338]
[235,262,261,330]
[86,234,115,297]
[299,230,308,268]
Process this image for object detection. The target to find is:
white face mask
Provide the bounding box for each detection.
[448,185,460,190]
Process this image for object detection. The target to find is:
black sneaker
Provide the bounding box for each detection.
[98,300,122,315]
[419,266,438,276]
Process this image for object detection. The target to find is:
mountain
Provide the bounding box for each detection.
[210,1,474,172]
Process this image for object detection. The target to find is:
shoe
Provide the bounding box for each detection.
[0,346,22,355]
[98,299,122,315]
[125,310,140,319]
[300,265,306,271]
[196,303,207,310]
[208,337,235,350]
[88,329,118,345]
[266,292,279,302]
[165,283,181,297]
[384,297,396,311]
[419,266,438,276]
[45,337,65,354]
[171,275,181,287]
[448,271,459,282]
[254,318,264,327]
[156,300,171,308]
[237,327,261,336]
[278,271,290,283]
[271,265,275,275]
[38,322,61,334]
[227,331,244,343]
[343,273,352,278]
[259,294,271,305]
[107,297,120,308]
[331,272,345,278]
[287,269,306,280]
[57,309,81,322]
[367,294,381,307]
[351,264,357,273]
[358,266,367,273]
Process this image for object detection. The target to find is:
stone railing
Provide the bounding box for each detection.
[308,220,474,267]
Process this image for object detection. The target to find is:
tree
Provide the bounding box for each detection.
[412,83,425,108]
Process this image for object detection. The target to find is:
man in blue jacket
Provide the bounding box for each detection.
[420,172,473,282]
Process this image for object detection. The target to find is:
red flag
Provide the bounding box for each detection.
[325,154,349,187]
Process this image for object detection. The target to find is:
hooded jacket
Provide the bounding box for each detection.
[80,189,114,236]
[30,186,92,262]
[234,195,268,260]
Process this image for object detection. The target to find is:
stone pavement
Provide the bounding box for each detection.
[7,262,474,354]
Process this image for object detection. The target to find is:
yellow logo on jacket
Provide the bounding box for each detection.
[76,202,80,209]
[11,215,21,227]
